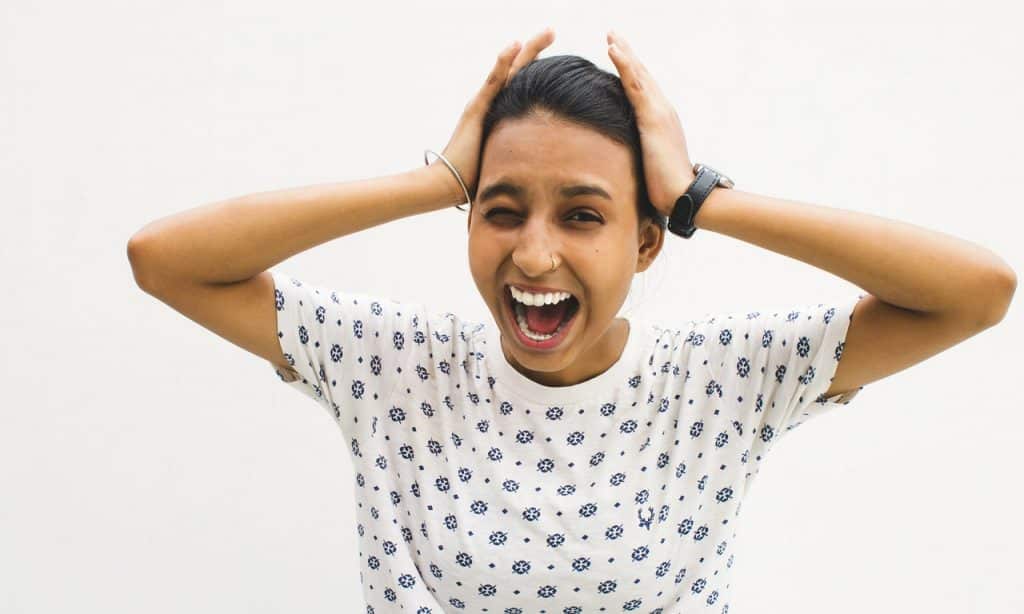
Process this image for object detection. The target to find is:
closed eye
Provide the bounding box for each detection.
[484,208,603,224]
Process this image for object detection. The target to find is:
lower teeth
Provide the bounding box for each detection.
[513,302,571,341]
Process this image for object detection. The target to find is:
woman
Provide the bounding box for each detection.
[128,28,1015,613]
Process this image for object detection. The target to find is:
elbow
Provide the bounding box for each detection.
[126,234,144,269]
[127,233,159,293]
[978,266,1017,328]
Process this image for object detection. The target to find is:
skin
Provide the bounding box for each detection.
[467,110,665,387]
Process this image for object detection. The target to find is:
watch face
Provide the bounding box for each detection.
[696,163,733,189]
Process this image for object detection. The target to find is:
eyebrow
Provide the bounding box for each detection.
[477,180,613,203]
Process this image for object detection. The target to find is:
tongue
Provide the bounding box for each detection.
[524,300,571,335]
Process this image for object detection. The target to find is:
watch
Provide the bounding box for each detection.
[667,163,735,238]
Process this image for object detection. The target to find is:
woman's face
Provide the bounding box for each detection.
[467,112,664,387]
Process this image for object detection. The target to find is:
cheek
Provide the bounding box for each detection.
[467,238,500,292]
[587,266,635,308]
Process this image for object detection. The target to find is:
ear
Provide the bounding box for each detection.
[466,205,472,233]
[636,217,665,273]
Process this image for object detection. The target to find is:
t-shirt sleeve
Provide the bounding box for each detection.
[707,293,867,448]
[267,269,424,424]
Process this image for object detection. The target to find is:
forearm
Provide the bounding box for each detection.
[128,165,462,286]
[693,188,1016,320]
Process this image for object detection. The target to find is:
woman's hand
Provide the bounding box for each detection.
[606,30,696,218]
[432,27,556,205]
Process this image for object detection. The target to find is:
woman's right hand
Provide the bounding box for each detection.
[430,27,556,206]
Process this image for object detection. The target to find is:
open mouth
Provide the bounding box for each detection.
[503,285,581,349]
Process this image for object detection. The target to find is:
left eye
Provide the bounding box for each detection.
[567,211,602,223]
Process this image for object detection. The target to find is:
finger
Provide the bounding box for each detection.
[506,27,555,86]
[607,33,667,105]
[483,40,522,93]
[607,30,651,81]
[607,40,639,90]
[506,27,555,85]
[607,30,636,56]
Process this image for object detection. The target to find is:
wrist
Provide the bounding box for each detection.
[420,164,467,209]
[678,172,697,194]
[691,184,729,230]
[668,163,735,236]
[660,173,697,219]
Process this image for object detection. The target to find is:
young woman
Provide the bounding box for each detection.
[128,28,1015,613]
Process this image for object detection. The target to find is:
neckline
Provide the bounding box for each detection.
[480,316,649,404]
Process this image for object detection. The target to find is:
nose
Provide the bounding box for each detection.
[511,221,560,277]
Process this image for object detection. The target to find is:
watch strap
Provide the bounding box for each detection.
[668,165,721,239]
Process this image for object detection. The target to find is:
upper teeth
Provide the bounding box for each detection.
[510,286,572,307]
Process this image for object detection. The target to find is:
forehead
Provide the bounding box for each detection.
[480,115,634,198]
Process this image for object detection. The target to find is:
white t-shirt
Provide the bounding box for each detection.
[269,270,865,614]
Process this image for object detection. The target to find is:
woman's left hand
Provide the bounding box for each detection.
[606,30,695,219]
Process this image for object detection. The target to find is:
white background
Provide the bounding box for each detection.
[3,0,1022,612]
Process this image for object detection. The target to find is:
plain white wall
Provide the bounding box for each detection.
[3,0,1021,612]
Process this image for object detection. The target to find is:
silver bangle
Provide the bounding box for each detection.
[424,149,472,212]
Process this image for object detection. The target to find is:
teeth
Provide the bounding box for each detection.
[510,286,573,307]
[512,301,573,341]
[514,302,559,341]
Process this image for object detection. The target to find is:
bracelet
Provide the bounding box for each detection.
[424,149,472,212]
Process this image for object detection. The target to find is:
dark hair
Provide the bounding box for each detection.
[477,54,666,231]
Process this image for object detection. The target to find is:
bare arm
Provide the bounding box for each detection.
[692,187,1016,400]
[125,164,463,371]
[127,164,462,288]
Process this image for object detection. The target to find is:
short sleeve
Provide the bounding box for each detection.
[707,293,867,448]
[268,269,425,424]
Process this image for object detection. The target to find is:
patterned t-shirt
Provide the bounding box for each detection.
[269,269,865,613]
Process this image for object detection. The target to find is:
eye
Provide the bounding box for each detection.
[567,210,603,223]
[483,208,603,224]
[484,207,517,220]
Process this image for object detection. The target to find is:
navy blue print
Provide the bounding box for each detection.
[270,270,866,612]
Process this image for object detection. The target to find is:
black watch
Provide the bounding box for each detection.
[667,163,735,239]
